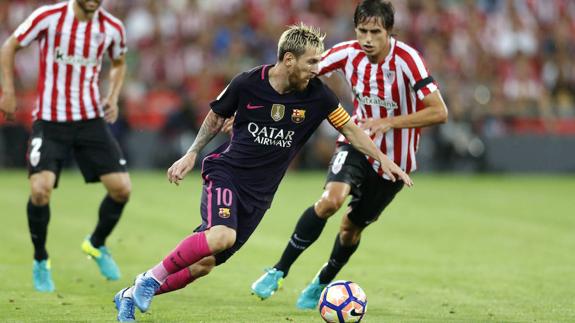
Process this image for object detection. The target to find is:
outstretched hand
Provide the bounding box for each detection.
[167,152,197,185]
[379,154,414,187]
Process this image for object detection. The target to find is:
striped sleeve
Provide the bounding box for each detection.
[395,43,438,100]
[327,105,351,129]
[318,41,354,77]
[102,11,127,60]
[13,5,61,47]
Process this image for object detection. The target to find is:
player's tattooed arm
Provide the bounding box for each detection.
[187,110,226,155]
[167,110,226,185]
[221,113,235,135]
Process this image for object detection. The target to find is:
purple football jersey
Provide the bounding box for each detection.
[202,65,340,209]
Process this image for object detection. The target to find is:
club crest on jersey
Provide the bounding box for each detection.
[384,69,395,84]
[271,104,285,121]
[94,32,106,45]
[218,208,231,218]
[291,109,306,123]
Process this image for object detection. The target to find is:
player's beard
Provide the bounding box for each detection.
[297,78,310,91]
[293,77,309,92]
[288,70,310,92]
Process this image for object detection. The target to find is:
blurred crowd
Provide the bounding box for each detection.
[1,0,575,169]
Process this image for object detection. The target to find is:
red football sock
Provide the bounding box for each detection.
[155,268,196,295]
[149,232,212,283]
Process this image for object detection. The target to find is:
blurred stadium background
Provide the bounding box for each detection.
[1,1,574,322]
[1,0,574,173]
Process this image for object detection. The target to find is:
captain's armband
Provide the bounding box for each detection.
[327,105,351,129]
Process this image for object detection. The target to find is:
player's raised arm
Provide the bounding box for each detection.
[328,105,413,186]
[167,110,226,185]
[0,36,23,120]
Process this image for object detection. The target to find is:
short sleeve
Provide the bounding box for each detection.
[322,85,349,129]
[323,85,341,113]
[106,19,127,60]
[13,6,55,47]
[397,45,438,100]
[209,74,243,118]
[319,41,353,77]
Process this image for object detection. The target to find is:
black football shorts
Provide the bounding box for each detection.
[325,144,404,227]
[27,119,127,187]
[194,169,268,266]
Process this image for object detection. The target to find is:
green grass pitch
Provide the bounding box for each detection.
[0,170,573,322]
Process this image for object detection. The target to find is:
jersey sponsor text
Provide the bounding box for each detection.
[247,122,294,147]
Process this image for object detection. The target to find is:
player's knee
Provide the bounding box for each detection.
[102,173,131,202]
[316,195,345,218]
[339,227,361,246]
[206,226,236,253]
[108,182,131,202]
[191,257,216,278]
[30,180,52,206]
[194,265,213,278]
[210,234,235,253]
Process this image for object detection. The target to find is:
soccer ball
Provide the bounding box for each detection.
[318,280,367,323]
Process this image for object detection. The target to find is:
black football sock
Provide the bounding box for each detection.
[318,233,360,284]
[90,194,127,248]
[274,206,327,277]
[27,198,50,261]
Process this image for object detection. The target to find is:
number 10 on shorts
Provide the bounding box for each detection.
[215,187,233,207]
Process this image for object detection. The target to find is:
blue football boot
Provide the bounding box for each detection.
[33,259,55,292]
[132,273,160,312]
[296,268,328,310]
[114,287,136,322]
[251,267,284,300]
[81,236,121,280]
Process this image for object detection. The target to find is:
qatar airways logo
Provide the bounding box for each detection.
[55,47,98,67]
[248,122,294,148]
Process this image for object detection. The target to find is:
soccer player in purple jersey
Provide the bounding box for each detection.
[113,23,412,321]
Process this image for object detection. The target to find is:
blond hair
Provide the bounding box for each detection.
[277,23,326,61]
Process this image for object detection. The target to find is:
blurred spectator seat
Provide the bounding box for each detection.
[485,134,575,172]
[511,118,575,135]
[125,89,181,130]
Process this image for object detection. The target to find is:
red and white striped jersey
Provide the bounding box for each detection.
[13,0,127,122]
[319,37,438,175]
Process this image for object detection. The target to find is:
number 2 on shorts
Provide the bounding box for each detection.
[29,138,42,167]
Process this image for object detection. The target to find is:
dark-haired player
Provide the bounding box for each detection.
[251,0,448,309]
[0,0,130,292]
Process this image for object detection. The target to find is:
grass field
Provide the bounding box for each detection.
[0,170,574,322]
